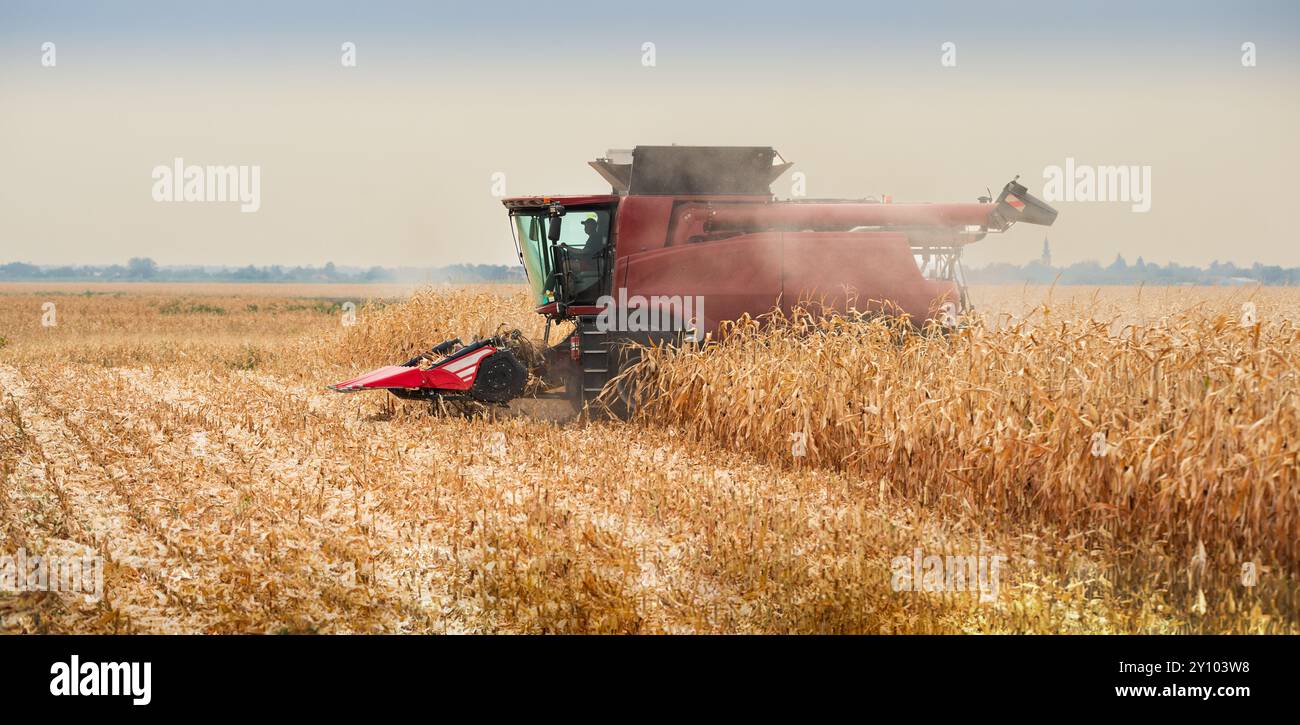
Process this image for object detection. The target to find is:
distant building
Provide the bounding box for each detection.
[1041,238,1052,267]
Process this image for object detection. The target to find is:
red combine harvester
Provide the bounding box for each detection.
[331,145,1057,411]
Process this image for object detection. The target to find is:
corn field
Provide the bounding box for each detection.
[0,283,1295,632]
[624,287,1300,630]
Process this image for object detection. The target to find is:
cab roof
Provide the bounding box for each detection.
[501,194,619,210]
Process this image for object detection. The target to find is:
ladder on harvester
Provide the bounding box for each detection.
[576,315,614,407]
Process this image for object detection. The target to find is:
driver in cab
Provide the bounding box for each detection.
[572,214,606,259]
[559,213,607,300]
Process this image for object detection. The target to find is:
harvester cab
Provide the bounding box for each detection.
[332,145,1057,412]
[510,202,614,313]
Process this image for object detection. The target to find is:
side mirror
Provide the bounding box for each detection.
[545,203,565,242]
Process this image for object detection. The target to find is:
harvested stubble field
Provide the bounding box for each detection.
[0,282,1295,633]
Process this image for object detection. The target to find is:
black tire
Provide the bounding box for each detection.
[470,350,528,403]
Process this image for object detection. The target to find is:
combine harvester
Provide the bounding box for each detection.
[331,145,1057,412]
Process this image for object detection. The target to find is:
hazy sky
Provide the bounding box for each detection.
[2,0,1298,268]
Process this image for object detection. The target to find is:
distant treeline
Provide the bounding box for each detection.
[0,258,526,284]
[3,255,1297,286]
[967,257,1298,286]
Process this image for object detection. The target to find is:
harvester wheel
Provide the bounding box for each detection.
[470,350,528,403]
